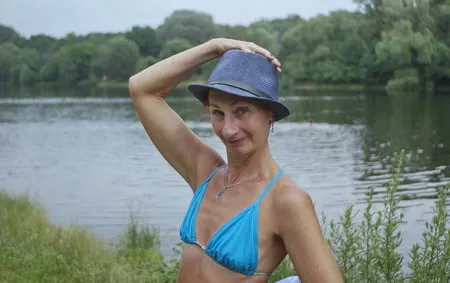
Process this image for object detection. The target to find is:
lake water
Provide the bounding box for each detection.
[1,86,449,258]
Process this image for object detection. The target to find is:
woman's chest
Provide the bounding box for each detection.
[195,186,263,244]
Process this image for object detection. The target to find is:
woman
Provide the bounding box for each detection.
[128,38,343,283]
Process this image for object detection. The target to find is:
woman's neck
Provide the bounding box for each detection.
[225,145,277,182]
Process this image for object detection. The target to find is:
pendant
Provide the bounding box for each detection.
[216,191,224,199]
[216,185,232,199]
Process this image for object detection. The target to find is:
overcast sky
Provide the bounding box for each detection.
[1,0,357,38]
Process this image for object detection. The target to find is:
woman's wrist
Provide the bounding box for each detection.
[201,38,222,59]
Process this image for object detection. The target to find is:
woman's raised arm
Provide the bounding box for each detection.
[128,40,224,190]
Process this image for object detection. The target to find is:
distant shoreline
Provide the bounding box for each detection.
[96,80,387,92]
[3,81,450,96]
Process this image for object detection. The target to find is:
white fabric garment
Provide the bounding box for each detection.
[275,276,301,283]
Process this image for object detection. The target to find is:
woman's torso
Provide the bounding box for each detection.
[177,164,289,283]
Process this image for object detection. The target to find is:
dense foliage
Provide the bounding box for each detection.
[1,1,450,93]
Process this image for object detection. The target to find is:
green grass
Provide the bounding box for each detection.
[0,192,177,283]
[1,150,449,282]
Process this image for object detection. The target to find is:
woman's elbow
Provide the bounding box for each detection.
[128,75,142,98]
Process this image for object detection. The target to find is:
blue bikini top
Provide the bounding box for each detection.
[179,164,283,276]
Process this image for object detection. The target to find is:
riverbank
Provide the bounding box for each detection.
[3,80,450,97]
[96,79,386,92]
[0,191,178,282]
[1,154,449,282]
[0,190,298,282]
[96,79,208,91]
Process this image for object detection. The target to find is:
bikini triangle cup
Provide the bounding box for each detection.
[179,165,284,276]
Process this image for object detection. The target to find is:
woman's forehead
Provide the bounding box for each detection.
[208,89,251,104]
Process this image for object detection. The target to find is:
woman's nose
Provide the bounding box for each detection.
[221,115,239,139]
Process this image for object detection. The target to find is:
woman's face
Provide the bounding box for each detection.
[207,89,274,156]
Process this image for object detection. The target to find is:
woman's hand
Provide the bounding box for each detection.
[209,38,282,72]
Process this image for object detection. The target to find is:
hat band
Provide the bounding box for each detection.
[208,80,274,101]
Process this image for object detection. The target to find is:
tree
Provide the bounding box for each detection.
[19,64,37,85]
[279,11,366,85]
[93,36,139,81]
[25,34,57,53]
[0,24,21,44]
[429,1,450,86]
[50,32,82,52]
[157,10,216,45]
[125,25,161,57]
[260,15,303,42]
[135,56,158,73]
[376,20,436,93]
[247,26,280,55]
[20,48,44,73]
[158,38,192,59]
[353,0,383,12]
[218,23,280,55]
[0,42,20,84]
[58,42,97,85]
[39,53,60,83]
[215,25,250,41]
[430,1,450,44]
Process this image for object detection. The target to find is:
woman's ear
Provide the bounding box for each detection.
[269,111,276,123]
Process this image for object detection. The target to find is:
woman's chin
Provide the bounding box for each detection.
[226,139,254,155]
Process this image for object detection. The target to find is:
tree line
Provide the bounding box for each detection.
[0,0,449,94]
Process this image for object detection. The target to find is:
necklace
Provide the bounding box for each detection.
[216,168,261,199]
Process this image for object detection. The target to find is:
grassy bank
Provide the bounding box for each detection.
[1,152,449,282]
[0,192,178,282]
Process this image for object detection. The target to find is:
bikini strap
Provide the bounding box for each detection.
[193,163,227,197]
[206,164,227,181]
[256,169,283,205]
[199,163,227,186]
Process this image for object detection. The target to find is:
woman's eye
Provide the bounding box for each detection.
[236,107,249,115]
[212,110,223,116]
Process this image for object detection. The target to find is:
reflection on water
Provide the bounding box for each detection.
[0,87,449,257]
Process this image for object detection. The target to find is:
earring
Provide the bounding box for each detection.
[269,120,274,133]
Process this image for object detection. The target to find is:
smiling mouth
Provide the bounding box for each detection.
[228,138,245,145]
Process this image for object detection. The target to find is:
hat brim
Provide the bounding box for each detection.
[188,83,290,121]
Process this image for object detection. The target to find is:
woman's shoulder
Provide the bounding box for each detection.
[270,173,314,218]
[268,174,320,238]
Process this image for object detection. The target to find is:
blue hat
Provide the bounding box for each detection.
[188,50,290,121]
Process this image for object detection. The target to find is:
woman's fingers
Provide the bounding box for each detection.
[244,41,282,72]
[239,42,253,53]
[271,57,281,67]
[249,42,272,58]
[254,44,281,70]
[268,54,282,72]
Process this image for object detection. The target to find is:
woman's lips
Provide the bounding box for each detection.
[228,137,245,145]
